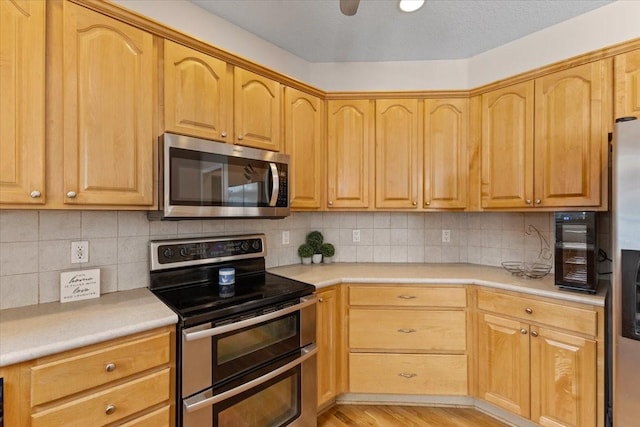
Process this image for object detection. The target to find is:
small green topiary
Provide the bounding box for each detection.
[297,243,314,258]
[320,243,335,258]
[306,231,324,254]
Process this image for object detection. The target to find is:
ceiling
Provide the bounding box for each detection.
[191,0,612,63]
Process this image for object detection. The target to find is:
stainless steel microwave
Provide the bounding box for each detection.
[150,133,289,219]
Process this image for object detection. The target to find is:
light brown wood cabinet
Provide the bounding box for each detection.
[0,326,174,427]
[481,60,610,210]
[326,100,374,209]
[234,68,282,151]
[316,286,341,410]
[58,1,155,206]
[163,39,233,142]
[423,98,469,209]
[348,285,469,396]
[375,99,420,209]
[614,49,640,119]
[0,0,45,205]
[476,289,600,427]
[284,87,324,210]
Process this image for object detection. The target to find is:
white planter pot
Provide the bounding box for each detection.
[323,257,333,264]
[301,257,312,265]
[312,254,323,264]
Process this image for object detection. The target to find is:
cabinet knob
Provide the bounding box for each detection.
[425,201,431,206]
[66,191,77,199]
[398,373,417,379]
[237,135,244,141]
[328,200,333,206]
[318,297,324,303]
[535,199,541,205]
[531,330,539,337]
[105,404,116,415]
[105,362,116,372]
[412,201,417,206]
[525,307,533,314]
[397,328,417,334]
[526,199,532,205]
[221,131,227,137]
[520,328,528,335]
[30,190,42,198]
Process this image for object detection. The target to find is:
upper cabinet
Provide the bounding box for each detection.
[326,100,374,209]
[234,68,282,151]
[614,49,640,119]
[284,88,324,210]
[163,40,233,142]
[375,99,420,209]
[0,0,45,205]
[60,2,155,206]
[424,98,468,209]
[481,60,610,209]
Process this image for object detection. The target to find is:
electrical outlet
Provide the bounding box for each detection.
[442,229,451,243]
[282,230,290,245]
[71,241,89,263]
[353,229,361,243]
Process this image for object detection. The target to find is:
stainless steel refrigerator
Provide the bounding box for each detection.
[612,117,640,426]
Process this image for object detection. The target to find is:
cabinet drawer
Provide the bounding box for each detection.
[477,290,597,336]
[350,309,466,351]
[119,405,171,427]
[349,285,466,307]
[31,368,170,427]
[31,332,171,406]
[349,353,467,395]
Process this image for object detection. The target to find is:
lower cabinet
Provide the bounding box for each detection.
[347,284,469,396]
[477,289,600,427]
[0,326,174,427]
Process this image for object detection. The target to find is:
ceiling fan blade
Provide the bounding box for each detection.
[340,0,360,16]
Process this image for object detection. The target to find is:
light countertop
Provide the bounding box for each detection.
[268,262,607,306]
[0,288,177,367]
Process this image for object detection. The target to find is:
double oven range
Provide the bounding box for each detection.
[149,234,317,426]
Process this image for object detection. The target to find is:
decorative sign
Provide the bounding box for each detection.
[60,269,100,303]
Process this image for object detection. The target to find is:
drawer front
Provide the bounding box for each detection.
[349,353,468,395]
[349,285,467,308]
[349,309,466,351]
[31,332,171,406]
[31,368,170,427]
[477,291,597,336]
[119,405,171,427]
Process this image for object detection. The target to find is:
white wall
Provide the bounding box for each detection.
[114,0,640,91]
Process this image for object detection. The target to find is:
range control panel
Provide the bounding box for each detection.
[150,234,266,270]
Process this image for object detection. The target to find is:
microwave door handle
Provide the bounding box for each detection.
[268,163,279,206]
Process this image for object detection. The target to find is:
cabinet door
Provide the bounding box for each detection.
[477,313,530,418]
[481,82,534,209]
[614,50,640,119]
[0,0,45,204]
[164,40,232,142]
[375,99,419,209]
[534,60,609,207]
[62,2,154,206]
[424,98,468,209]
[316,287,338,409]
[326,100,374,209]
[284,88,324,210]
[530,326,597,427]
[234,68,281,151]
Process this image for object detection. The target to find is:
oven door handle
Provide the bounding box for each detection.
[183,295,317,341]
[183,343,318,413]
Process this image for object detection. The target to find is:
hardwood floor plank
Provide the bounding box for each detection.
[318,405,510,427]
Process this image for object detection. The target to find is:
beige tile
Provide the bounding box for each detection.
[357,212,374,228]
[390,229,408,245]
[99,265,118,294]
[117,262,149,291]
[373,229,390,246]
[39,211,81,241]
[373,212,390,229]
[0,210,39,242]
[1,241,38,275]
[149,220,178,239]
[0,273,39,309]
[389,246,408,263]
[356,246,373,262]
[87,238,118,266]
[117,212,149,237]
[117,236,149,264]
[389,213,407,228]
[81,211,118,238]
[373,246,390,262]
[407,246,425,263]
[38,270,61,303]
[424,246,442,263]
[38,240,72,272]
[442,246,460,263]
[424,212,443,229]
[339,245,357,262]
[178,220,203,235]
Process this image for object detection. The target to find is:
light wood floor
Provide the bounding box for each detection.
[317,405,510,427]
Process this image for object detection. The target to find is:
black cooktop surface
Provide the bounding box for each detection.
[152,271,315,327]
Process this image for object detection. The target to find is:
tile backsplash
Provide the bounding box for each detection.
[0,210,553,310]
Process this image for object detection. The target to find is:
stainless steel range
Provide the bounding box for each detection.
[149,234,317,427]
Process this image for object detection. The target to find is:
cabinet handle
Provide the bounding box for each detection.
[66,191,77,198]
[398,373,417,379]
[397,295,416,300]
[237,135,244,140]
[397,328,417,334]
[30,190,42,198]
[531,330,539,337]
[105,362,116,372]
[526,199,532,205]
[535,199,541,205]
[105,404,116,415]
[221,131,227,137]
[520,328,528,335]
[525,307,533,314]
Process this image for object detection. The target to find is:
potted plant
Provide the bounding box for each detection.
[297,243,314,265]
[306,231,324,264]
[320,243,335,263]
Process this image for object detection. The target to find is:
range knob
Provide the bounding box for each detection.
[252,240,261,250]
[180,247,189,257]
[162,248,175,259]
[240,241,250,251]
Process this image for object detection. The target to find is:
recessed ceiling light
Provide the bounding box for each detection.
[399,0,425,13]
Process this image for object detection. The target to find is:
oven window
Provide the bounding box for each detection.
[218,315,297,364]
[215,367,301,427]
